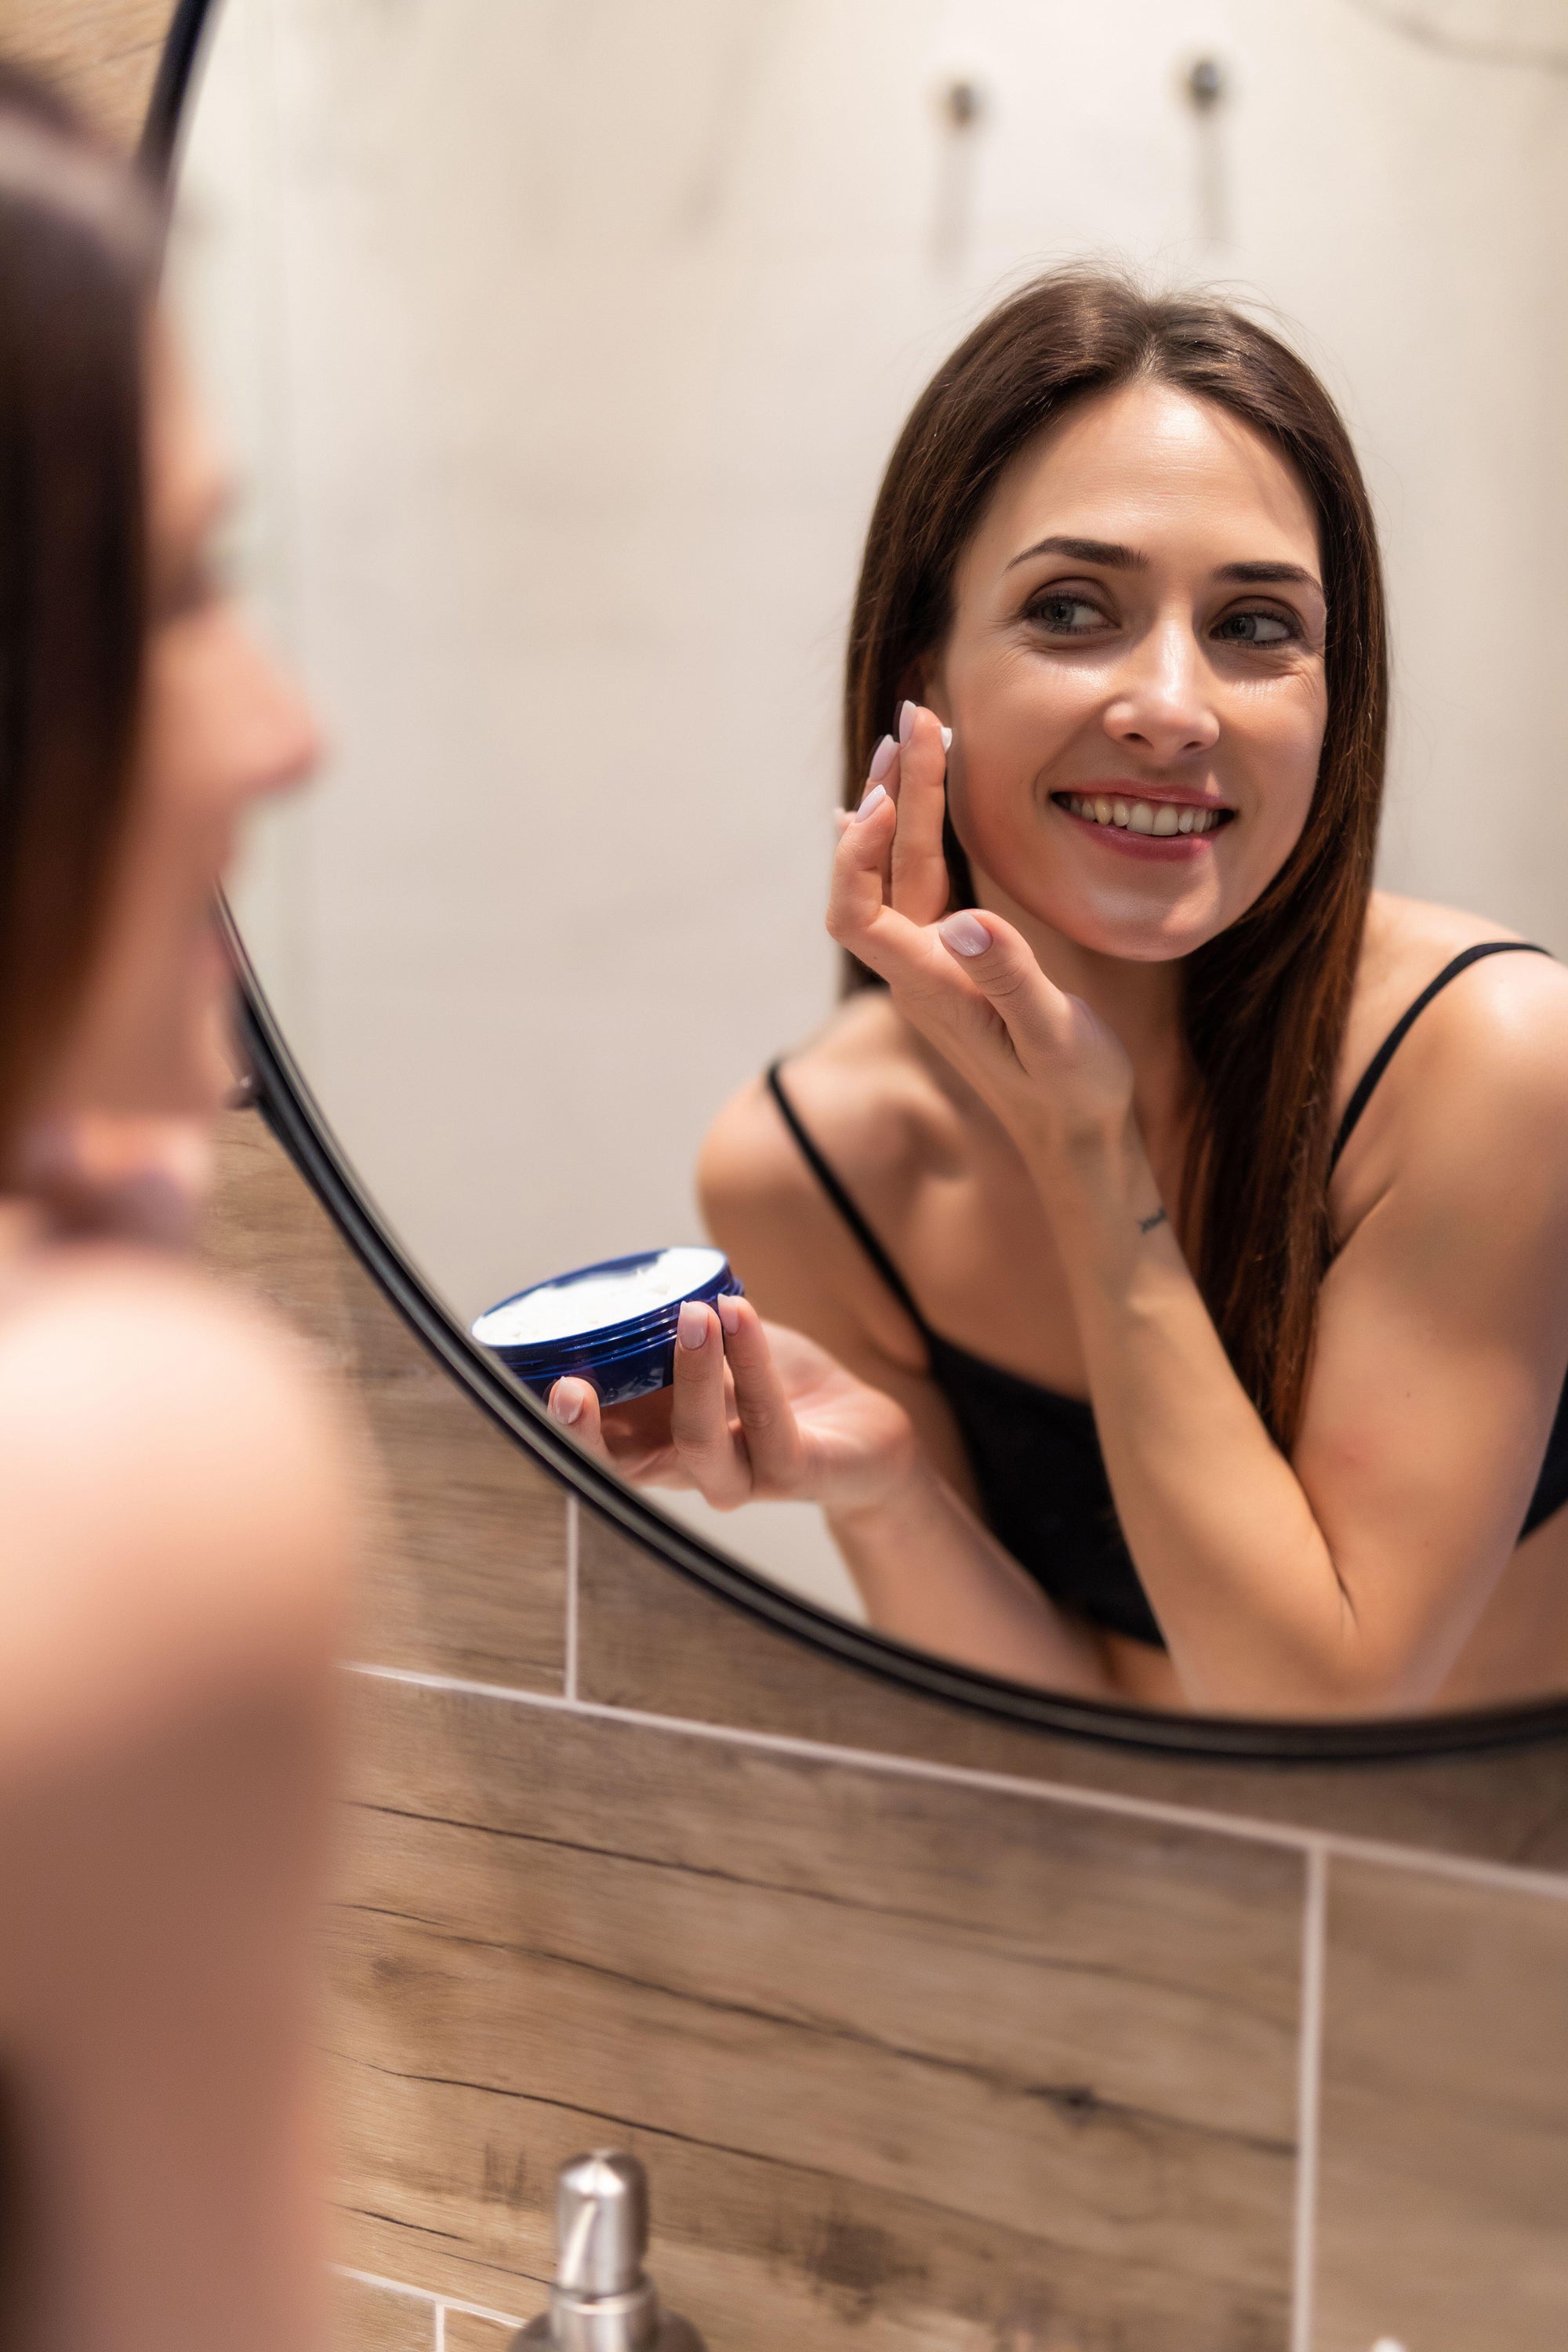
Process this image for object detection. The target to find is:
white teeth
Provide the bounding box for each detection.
[1062,793,1227,836]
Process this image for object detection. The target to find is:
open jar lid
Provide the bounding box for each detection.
[472,1247,742,1407]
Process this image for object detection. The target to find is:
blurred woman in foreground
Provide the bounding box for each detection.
[0,67,352,2352]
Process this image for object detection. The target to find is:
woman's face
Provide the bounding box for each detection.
[42,319,318,1128]
[927,379,1329,963]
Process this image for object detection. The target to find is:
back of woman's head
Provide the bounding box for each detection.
[0,67,161,1163]
[844,269,1389,1446]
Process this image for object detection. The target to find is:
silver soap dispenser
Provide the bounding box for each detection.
[510,2151,706,2351]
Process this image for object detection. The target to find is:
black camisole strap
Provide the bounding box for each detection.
[765,1060,931,1336]
[1329,941,1552,1175]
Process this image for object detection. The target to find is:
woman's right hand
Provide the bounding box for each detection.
[547,1295,918,1519]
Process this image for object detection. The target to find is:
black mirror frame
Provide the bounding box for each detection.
[141,0,1568,1764]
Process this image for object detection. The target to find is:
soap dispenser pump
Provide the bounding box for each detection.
[510,2151,706,2350]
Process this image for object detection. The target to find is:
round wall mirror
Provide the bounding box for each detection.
[152,0,1568,1757]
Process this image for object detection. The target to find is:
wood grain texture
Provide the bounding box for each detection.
[444,2316,519,2350]
[0,0,172,140]
[334,2272,433,2352]
[331,1671,1302,2350]
[578,1508,1568,1869]
[1314,1857,1568,2352]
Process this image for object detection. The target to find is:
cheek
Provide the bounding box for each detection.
[1236,679,1327,872]
[945,648,1099,837]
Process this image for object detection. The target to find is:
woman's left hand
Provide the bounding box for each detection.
[827,703,1135,1170]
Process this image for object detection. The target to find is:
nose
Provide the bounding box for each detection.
[1102,613,1220,764]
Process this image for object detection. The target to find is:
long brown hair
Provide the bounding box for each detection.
[0,67,161,1161]
[843,270,1388,1448]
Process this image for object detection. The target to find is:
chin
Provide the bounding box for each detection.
[188,992,241,1111]
[995,858,1236,966]
[121,990,240,1119]
[1053,892,1230,964]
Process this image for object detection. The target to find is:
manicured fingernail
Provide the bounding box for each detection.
[940,911,992,957]
[677,1300,709,1349]
[715,1291,742,1334]
[868,734,897,782]
[855,782,888,822]
[940,724,953,751]
[898,699,918,744]
[550,1384,583,1425]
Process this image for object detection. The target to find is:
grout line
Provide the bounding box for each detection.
[334,2267,521,2331]
[434,2303,445,2352]
[347,1660,1312,1846]
[336,2265,429,2303]
[1290,1844,1328,2352]
[346,1657,1568,1898]
[564,1497,579,1703]
[1286,1824,1568,1905]
[437,2288,524,2331]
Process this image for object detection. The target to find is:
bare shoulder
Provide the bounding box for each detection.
[696,994,935,1359]
[1340,894,1568,1198]
[699,993,927,1215]
[0,1244,356,1759]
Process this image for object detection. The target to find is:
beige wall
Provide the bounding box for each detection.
[176,0,1568,1329]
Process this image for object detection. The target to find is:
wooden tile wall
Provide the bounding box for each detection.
[335,2274,434,2352]
[1314,1860,1568,2352]
[445,2320,517,2352]
[17,13,1568,2346]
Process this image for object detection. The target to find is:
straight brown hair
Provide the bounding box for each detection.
[0,67,161,1162]
[843,270,1388,1449]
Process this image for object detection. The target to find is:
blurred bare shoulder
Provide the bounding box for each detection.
[0,1241,358,1769]
[696,992,939,1370]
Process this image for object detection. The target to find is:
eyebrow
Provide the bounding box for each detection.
[1005,535,1146,572]
[1004,537,1324,598]
[1214,559,1323,593]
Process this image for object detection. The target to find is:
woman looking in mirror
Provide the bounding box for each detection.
[554,270,1568,1720]
[0,68,350,2350]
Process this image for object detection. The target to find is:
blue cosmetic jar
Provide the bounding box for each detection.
[471,1246,743,1407]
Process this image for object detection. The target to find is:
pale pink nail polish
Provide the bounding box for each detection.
[940,724,953,751]
[868,734,897,782]
[940,911,992,957]
[855,782,888,823]
[550,1383,583,1425]
[898,699,917,744]
[715,1292,742,1334]
[677,1300,708,1348]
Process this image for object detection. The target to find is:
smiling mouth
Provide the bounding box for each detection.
[1051,790,1234,839]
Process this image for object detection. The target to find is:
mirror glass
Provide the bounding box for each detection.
[169,0,1568,1724]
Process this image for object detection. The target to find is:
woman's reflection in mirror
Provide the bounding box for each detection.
[553,270,1568,1722]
